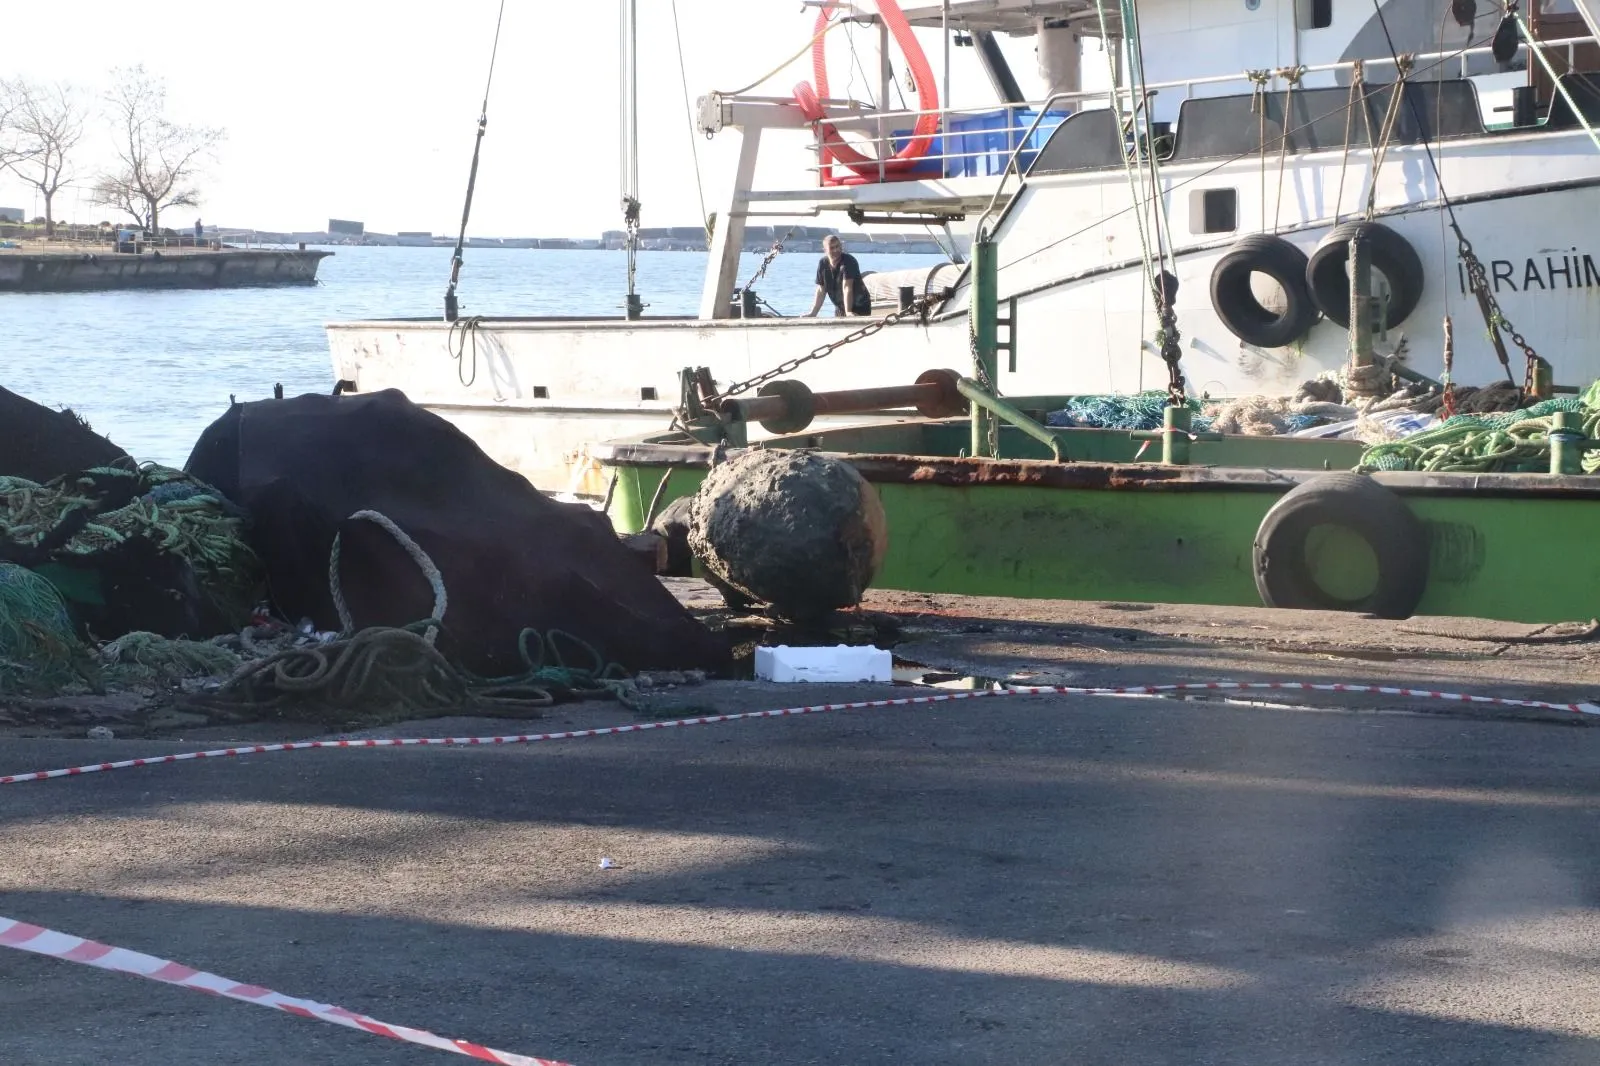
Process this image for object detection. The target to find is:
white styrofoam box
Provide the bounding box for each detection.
[754,645,892,683]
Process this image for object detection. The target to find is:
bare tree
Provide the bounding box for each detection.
[0,80,84,237]
[89,66,223,233]
[0,80,30,174]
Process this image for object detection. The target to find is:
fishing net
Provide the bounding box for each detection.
[1046,392,1212,431]
[0,562,87,694]
[0,463,262,634]
[1046,390,1357,437]
[1358,388,1599,473]
[99,631,243,688]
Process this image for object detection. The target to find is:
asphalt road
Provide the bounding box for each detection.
[2,684,1600,1066]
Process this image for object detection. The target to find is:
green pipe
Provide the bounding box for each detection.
[969,237,999,457]
[1550,411,1582,475]
[956,377,1063,461]
[1128,405,1223,465]
[1163,405,1192,465]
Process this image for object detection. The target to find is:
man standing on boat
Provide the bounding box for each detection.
[806,235,872,317]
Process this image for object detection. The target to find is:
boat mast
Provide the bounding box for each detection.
[621,0,643,320]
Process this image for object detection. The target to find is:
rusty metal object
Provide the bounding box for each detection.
[719,370,968,435]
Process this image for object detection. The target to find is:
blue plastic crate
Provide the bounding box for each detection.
[1013,107,1071,173]
[945,109,1011,177]
[888,129,945,177]
[944,107,1072,177]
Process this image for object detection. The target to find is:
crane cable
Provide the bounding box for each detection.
[443,0,509,323]
[716,15,844,97]
[669,0,712,240]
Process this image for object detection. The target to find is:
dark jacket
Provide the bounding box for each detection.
[816,252,872,315]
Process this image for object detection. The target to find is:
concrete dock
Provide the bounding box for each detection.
[1,587,1598,1064]
[0,245,330,292]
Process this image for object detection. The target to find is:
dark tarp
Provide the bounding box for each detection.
[0,386,129,482]
[185,389,728,675]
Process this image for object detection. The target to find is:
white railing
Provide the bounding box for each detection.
[799,34,1598,184]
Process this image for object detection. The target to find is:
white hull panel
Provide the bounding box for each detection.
[328,317,955,492]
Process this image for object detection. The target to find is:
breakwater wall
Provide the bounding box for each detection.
[0,249,331,293]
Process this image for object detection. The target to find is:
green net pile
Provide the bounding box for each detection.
[0,464,262,629]
[99,631,243,688]
[1359,385,1600,473]
[0,562,87,694]
[1046,392,1211,431]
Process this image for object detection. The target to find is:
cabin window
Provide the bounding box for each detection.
[533,385,549,399]
[1301,0,1333,29]
[640,386,658,401]
[1190,188,1238,234]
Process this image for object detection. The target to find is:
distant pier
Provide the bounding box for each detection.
[0,245,332,293]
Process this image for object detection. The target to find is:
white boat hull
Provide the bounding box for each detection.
[329,125,1600,493]
[327,316,954,493]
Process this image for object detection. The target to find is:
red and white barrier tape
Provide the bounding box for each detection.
[2,681,1593,788]
[0,916,569,1065]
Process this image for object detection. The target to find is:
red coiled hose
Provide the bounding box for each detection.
[792,0,940,183]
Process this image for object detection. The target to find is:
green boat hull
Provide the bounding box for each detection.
[598,421,1600,624]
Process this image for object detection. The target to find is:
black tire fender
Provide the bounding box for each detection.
[1306,220,1425,329]
[1252,472,1429,619]
[1209,235,1320,348]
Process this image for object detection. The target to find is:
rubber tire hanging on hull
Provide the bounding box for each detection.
[1209,235,1320,348]
[1252,473,1429,619]
[1305,221,1424,329]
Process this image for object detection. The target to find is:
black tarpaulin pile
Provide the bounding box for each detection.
[0,385,129,483]
[185,389,728,676]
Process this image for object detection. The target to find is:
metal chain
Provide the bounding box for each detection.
[709,293,944,402]
[1456,231,1540,389]
[1153,271,1186,406]
[1160,311,1186,406]
[622,196,642,264]
[742,225,797,291]
[968,323,999,456]
[1441,315,1457,418]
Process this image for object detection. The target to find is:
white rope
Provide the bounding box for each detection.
[1332,61,1367,225]
[1118,0,1181,327]
[1364,56,1411,219]
[669,0,710,239]
[1094,0,1161,305]
[328,510,448,646]
[1249,68,1272,230]
[1272,65,1307,233]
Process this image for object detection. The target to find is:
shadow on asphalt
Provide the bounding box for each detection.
[3,696,1600,1063]
[890,620,1600,720]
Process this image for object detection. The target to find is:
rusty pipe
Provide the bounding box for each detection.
[721,369,966,434]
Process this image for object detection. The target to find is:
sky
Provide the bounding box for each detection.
[0,1,1082,238]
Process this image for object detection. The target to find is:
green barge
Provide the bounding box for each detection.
[599,414,1600,625]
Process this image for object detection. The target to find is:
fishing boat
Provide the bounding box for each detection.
[328,0,1600,497]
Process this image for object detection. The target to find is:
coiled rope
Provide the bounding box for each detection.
[328,510,447,645]
[200,511,634,720]
[1360,392,1600,473]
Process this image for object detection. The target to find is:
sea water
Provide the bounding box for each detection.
[0,246,945,467]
